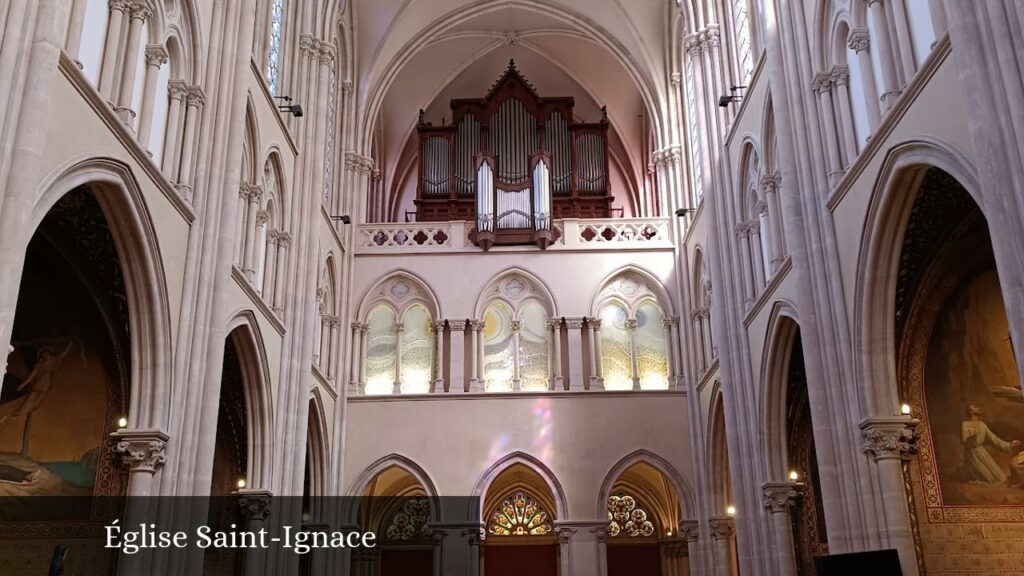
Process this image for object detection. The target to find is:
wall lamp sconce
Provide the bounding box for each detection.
[330,215,351,224]
[675,207,696,217]
[274,95,304,117]
[719,85,747,108]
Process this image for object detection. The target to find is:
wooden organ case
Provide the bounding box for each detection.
[415,61,612,250]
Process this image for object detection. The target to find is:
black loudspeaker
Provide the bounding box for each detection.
[814,549,903,576]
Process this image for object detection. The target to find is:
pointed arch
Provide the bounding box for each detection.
[304,389,330,518]
[30,157,173,430]
[589,264,674,317]
[759,300,801,481]
[472,451,568,522]
[853,138,981,415]
[358,269,442,320]
[598,449,696,520]
[344,454,442,525]
[225,311,275,489]
[474,267,558,319]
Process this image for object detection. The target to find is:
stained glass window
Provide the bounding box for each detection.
[266,0,285,94]
[600,303,633,391]
[483,301,515,392]
[685,63,703,204]
[488,491,552,536]
[518,301,549,392]
[384,498,431,542]
[608,494,655,538]
[400,305,433,394]
[635,302,670,390]
[364,305,397,394]
[733,0,753,83]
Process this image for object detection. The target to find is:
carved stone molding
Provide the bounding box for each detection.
[237,489,273,521]
[469,320,484,332]
[185,86,206,108]
[811,72,833,94]
[762,481,802,513]
[554,525,577,545]
[111,429,169,474]
[589,525,608,543]
[129,3,152,21]
[861,417,918,460]
[565,317,586,330]
[168,80,187,101]
[351,321,364,334]
[708,517,735,541]
[449,320,468,331]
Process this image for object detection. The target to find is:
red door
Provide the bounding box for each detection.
[484,544,558,576]
[607,544,662,576]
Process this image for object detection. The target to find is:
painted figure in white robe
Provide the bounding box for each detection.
[959,404,1021,487]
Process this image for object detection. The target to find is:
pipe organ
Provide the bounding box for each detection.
[416,60,612,250]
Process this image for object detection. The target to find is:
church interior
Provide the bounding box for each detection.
[1,0,1023,574]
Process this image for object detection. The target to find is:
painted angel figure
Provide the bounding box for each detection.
[959,403,1022,487]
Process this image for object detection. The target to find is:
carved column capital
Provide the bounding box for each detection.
[351,322,364,334]
[185,86,206,107]
[554,525,577,545]
[145,44,168,67]
[168,80,188,101]
[708,517,735,541]
[469,320,484,331]
[734,222,750,238]
[237,489,273,521]
[111,429,169,474]
[847,28,871,53]
[510,320,522,332]
[680,519,699,542]
[565,317,586,330]
[624,318,639,330]
[830,64,850,87]
[671,72,682,86]
[449,320,468,331]
[129,2,152,21]
[590,318,602,330]
[861,416,919,460]
[276,232,291,248]
[762,481,802,512]
[812,72,833,94]
[589,525,608,543]
[684,33,703,59]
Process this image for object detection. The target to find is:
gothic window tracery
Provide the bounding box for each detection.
[362,277,438,395]
[266,0,285,93]
[479,273,553,392]
[487,491,553,536]
[594,272,672,390]
[607,494,656,538]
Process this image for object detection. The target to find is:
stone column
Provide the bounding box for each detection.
[590,318,604,390]
[565,318,586,391]
[813,72,844,186]
[463,526,483,576]
[431,321,445,393]
[888,0,917,81]
[550,318,564,390]
[748,221,766,289]
[115,2,150,117]
[64,0,89,63]
[272,233,289,313]
[864,0,902,108]
[393,323,404,394]
[317,313,329,372]
[554,525,576,576]
[861,417,920,576]
[660,318,675,388]
[237,490,273,576]
[511,320,522,391]
[349,322,363,393]
[669,318,683,389]
[469,320,484,392]
[449,321,467,393]
[762,482,802,576]
[626,317,640,390]
[241,186,262,280]
[735,224,754,304]
[111,428,168,576]
[261,230,279,302]
[161,80,186,175]
[590,525,609,576]
[428,527,447,576]
[762,173,785,269]
[327,317,339,379]
[358,324,368,391]
[176,85,205,197]
[831,65,859,165]
[99,0,130,99]
[680,520,699,573]
[136,44,167,150]
[708,517,737,576]
[847,29,882,128]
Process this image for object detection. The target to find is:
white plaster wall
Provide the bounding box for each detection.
[342,392,695,519]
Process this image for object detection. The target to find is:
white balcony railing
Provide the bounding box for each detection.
[355,217,674,254]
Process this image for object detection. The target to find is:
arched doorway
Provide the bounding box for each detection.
[0,186,131,572]
[604,460,689,576]
[352,464,435,576]
[894,167,1022,571]
[482,463,559,576]
[783,330,829,575]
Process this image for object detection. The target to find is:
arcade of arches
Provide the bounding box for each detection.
[1,1,1023,575]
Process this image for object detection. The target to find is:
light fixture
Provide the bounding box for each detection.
[330,215,352,224]
[789,470,800,481]
[237,478,247,489]
[274,96,303,117]
[117,417,128,428]
[901,403,912,415]
[675,207,696,217]
[719,95,742,108]
[667,530,673,537]
[726,505,736,517]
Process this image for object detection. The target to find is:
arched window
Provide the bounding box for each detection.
[315,259,339,377]
[594,272,674,391]
[608,494,656,537]
[693,251,715,373]
[736,146,770,302]
[360,275,440,395]
[684,63,703,205]
[265,0,285,93]
[487,491,553,536]
[729,0,755,83]
[476,272,555,393]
